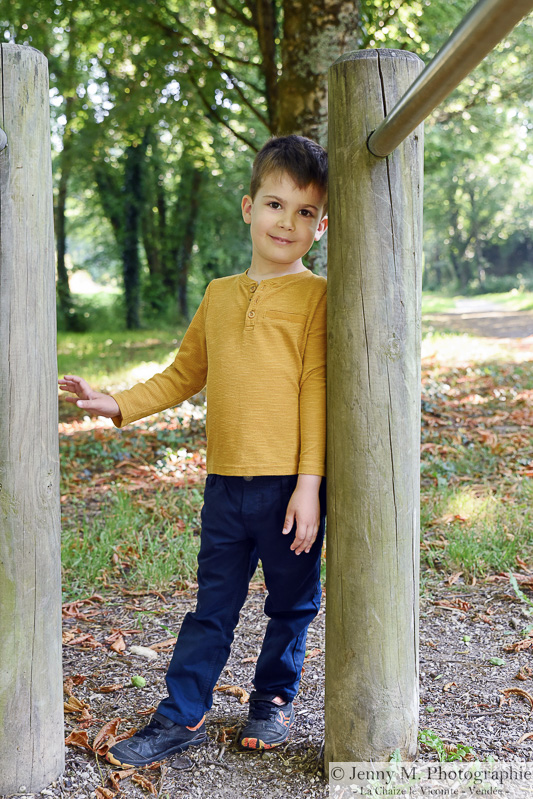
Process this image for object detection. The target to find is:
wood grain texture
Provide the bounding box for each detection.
[325,49,424,763]
[0,44,64,792]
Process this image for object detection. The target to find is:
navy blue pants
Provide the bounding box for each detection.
[157,474,326,726]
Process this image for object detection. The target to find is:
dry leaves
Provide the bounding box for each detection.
[62,595,106,620]
[64,729,93,752]
[95,788,115,799]
[108,769,136,790]
[65,717,136,758]
[105,628,135,654]
[504,634,533,653]
[132,774,158,794]
[214,684,250,704]
[148,637,177,652]
[433,599,471,612]
[64,695,91,714]
[499,687,533,710]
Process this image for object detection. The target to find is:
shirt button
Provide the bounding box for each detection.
[250,285,257,293]
[248,310,255,318]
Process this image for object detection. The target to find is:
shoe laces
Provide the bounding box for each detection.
[249,700,284,722]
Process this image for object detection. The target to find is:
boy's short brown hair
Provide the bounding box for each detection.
[250,135,328,213]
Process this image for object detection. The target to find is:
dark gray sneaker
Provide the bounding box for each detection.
[239,691,294,750]
[106,712,207,768]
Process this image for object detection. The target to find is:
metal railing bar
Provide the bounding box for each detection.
[367,0,533,158]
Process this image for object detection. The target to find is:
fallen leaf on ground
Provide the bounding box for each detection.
[447,572,463,586]
[443,682,458,692]
[66,633,103,649]
[132,774,157,794]
[517,732,533,744]
[516,666,533,681]
[515,556,532,572]
[97,684,124,693]
[93,718,123,755]
[136,707,157,716]
[433,599,470,612]
[64,695,90,714]
[95,788,115,799]
[62,629,81,644]
[65,730,93,751]
[217,725,238,744]
[504,638,533,653]
[109,769,136,789]
[500,687,533,709]
[148,638,176,652]
[106,629,131,654]
[214,684,250,704]
[241,656,258,663]
[476,614,495,625]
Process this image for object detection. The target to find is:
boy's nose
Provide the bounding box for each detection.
[278,213,295,230]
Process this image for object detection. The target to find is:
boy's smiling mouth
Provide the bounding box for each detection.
[269,235,294,244]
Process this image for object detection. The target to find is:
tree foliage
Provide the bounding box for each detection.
[1,0,531,327]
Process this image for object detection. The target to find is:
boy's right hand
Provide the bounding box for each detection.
[59,375,121,419]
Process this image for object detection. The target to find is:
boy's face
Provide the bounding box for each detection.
[241,171,327,273]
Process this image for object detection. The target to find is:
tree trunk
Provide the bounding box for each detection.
[276,0,361,143]
[0,43,64,793]
[176,164,203,321]
[54,21,78,322]
[122,141,146,329]
[325,49,423,764]
[55,104,74,319]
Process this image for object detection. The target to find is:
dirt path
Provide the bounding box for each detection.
[424,299,533,339]
[10,575,533,799]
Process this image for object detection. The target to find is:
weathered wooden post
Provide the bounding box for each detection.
[325,49,424,762]
[0,44,64,791]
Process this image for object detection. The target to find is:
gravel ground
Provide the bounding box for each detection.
[3,571,533,799]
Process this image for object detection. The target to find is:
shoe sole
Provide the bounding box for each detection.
[240,734,289,750]
[106,734,207,769]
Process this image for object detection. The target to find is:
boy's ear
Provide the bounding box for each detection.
[314,214,328,241]
[241,195,253,224]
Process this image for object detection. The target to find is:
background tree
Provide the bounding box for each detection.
[1,0,531,326]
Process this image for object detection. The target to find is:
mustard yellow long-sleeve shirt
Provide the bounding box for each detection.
[112,269,326,477]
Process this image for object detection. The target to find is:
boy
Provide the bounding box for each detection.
[59,134,328,769]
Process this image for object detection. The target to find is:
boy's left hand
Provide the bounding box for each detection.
[282,475,322,555]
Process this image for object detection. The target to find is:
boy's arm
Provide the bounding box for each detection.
[110,286,210,427]
[281,289,327,555]
[282,474,322,555]
[60,287,210,425]
[298,290,326,476]
[59,376,121,417]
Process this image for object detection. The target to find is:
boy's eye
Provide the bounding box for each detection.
[268,201,281,209]
[299,209,313,218]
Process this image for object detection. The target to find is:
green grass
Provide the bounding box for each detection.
[57,328,186,390]
[422,288,533,314]
[421,483,533,579]
[475,289,533,311]
[61,488,203,600]
[422,292,460,313]
[58,308,533,597]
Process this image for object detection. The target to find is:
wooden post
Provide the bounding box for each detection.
[325,49,424,763]
[0,44,64,791]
